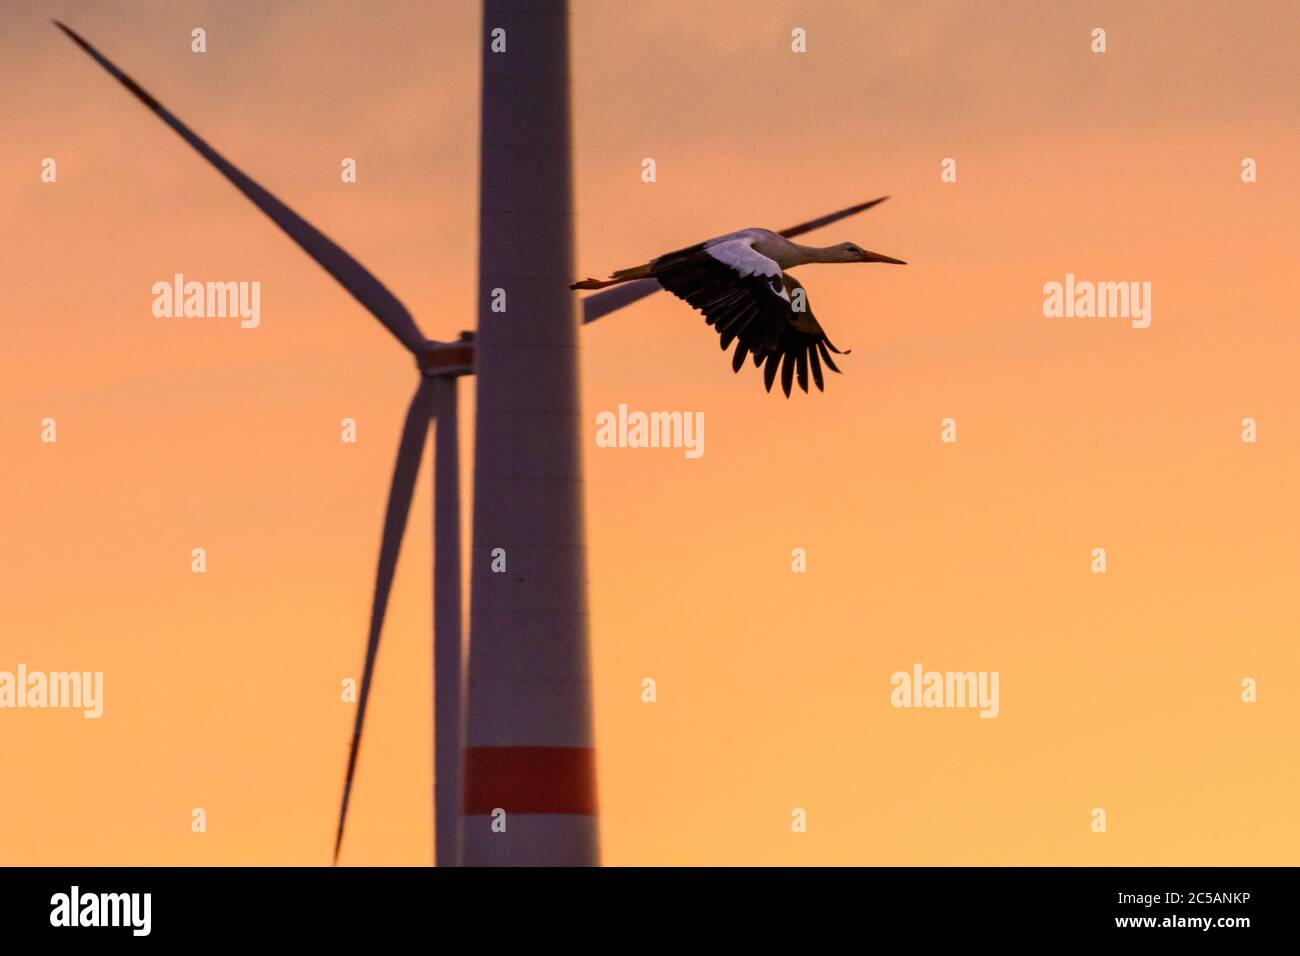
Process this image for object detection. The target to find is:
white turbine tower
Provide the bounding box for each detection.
[461,0,595,867]
[56,5,892,866]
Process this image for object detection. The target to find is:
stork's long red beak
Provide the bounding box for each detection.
[860,249,907,264]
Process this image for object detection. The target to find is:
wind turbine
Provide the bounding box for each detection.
[55,2,893,866]
[51,17,473,868]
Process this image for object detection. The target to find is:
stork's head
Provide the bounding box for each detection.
[837,241,906,265]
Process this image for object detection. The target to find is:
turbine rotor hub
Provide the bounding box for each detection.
[419,333,476,377]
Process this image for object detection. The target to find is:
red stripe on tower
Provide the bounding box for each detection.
[463,747,597,815]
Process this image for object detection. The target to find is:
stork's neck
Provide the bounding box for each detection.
[783,241,851,266]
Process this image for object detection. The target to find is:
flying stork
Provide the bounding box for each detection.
[573,223,906,396]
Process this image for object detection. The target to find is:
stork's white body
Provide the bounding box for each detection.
[704,228,827,269]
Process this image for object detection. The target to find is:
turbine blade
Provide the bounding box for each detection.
[778,196,889,239]
[581,278,659,324]
[53,21,427,355]
[335,381,432,863]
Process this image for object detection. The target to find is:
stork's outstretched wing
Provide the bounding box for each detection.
[653,243,848,397]
[653,238,792,356]
[746,274,849,397]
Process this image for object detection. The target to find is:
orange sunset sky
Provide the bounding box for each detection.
[2,0,1298,865]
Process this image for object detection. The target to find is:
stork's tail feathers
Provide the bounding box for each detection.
[570,263,654,291]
